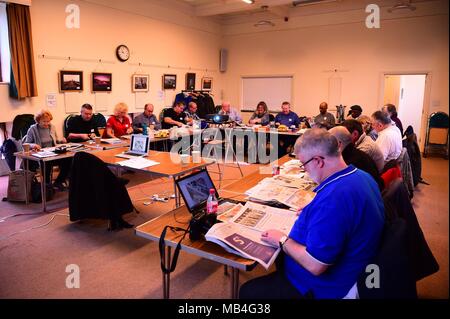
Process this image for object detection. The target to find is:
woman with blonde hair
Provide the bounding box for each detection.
[24,109,71,190]
[358,115,378,141]
[104,102,133,138]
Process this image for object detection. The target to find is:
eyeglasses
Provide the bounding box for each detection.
[299,156,324,171]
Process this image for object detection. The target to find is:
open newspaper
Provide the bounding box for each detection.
[245,178,315,211]
[205,202,298,269]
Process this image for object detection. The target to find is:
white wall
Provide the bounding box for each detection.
[0,0,222,138]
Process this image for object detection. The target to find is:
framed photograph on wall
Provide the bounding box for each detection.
[185,73,196,90]
[92,72,112,92]
[59,70,83,92]
[163,74,177,90]
[201,77,213,91]
[132,74,149,92]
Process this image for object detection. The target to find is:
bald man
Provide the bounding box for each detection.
[218,101,242,124]
[314,102,335,129]
[133,103,161,132]
[329,126,383,190]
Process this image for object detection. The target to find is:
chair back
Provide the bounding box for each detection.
[63,114,76,138]
[69,152,133,222]
[93,113,106,128]
[11,114,34,140]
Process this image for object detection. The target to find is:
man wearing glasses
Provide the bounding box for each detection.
[240,128,385,299]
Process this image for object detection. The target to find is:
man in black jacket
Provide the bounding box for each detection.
[329,126,384,191]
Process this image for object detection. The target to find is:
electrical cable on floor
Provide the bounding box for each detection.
[0,213,69,241]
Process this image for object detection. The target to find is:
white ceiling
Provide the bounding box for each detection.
[176,0,436,24]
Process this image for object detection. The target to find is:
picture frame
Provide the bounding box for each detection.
[201,77,213,91]
[132,74,149,92]
[163,74,177,90]
[92,72,112,92]
[59,70,83,92]
[185,73,196,90]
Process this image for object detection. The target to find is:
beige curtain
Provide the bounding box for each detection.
[7,3,37,99]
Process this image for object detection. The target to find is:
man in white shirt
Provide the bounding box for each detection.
[371,111,403,165]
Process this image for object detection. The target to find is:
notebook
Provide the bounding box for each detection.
[176,170,240,217]
[115,134,150,159]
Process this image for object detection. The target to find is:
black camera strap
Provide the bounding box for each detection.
[158,225,189,275]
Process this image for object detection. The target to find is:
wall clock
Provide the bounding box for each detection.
[116,44,130,62]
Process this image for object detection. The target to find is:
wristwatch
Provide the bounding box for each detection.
[279,235,289,249]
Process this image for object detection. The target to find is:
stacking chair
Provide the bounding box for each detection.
[202,130,243,188]
[423,111,449,159]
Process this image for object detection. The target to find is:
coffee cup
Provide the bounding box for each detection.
[180,154,190,165]
[22,143,30,153]
[192,151,201,163]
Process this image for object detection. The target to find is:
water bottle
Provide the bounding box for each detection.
[142,123,148,135]
[206,189,218,215]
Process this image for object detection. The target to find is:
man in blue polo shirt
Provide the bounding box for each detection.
[239,128,385,299]
[274,101,301,157]
[274,101,300,128]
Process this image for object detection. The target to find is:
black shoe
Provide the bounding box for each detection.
[118,217,134,228]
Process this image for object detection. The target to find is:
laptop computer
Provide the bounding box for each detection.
[176,170,240,217]
[115,134,150,159]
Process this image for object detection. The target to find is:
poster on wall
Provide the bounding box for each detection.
[186,73,196,90]
[201,77,212,91]
[59,70,83,92]
[92,72,112,92]
[163,74,177,90]
[132,74,149,92]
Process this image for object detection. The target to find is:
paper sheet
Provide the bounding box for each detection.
[117,157,160,169]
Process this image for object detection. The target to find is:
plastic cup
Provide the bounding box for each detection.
[180,154,190,165]
[192,151,201,163]
[94,137,101,148]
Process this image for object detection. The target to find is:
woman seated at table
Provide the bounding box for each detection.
[24,109,71,190]
[103,102,133,138]
[248,101,270,126]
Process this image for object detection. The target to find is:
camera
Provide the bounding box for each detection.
[189,212,218,241]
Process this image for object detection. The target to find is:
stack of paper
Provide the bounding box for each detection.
[117,158,160,169]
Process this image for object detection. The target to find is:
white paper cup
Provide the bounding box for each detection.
[180,154,190,165]
[192,151,201,163]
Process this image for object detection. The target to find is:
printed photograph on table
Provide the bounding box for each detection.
[201,77,212,90]
[185,73,196,90]
[59,70,83,92]
[163,74,177,90]
[132,74,149,92]
[92,72,112,92]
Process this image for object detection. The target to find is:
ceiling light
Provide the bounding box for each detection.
[242,0,255,4]
[254,20,275,27]
[388,0,416,12]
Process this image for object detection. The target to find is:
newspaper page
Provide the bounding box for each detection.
[205,202,298,269]
[217,203,244,222]
[230,202,298,233]
[205,221,280,270]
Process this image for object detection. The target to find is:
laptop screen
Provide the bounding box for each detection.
[176,170,219,213]
[129,134,149,154]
